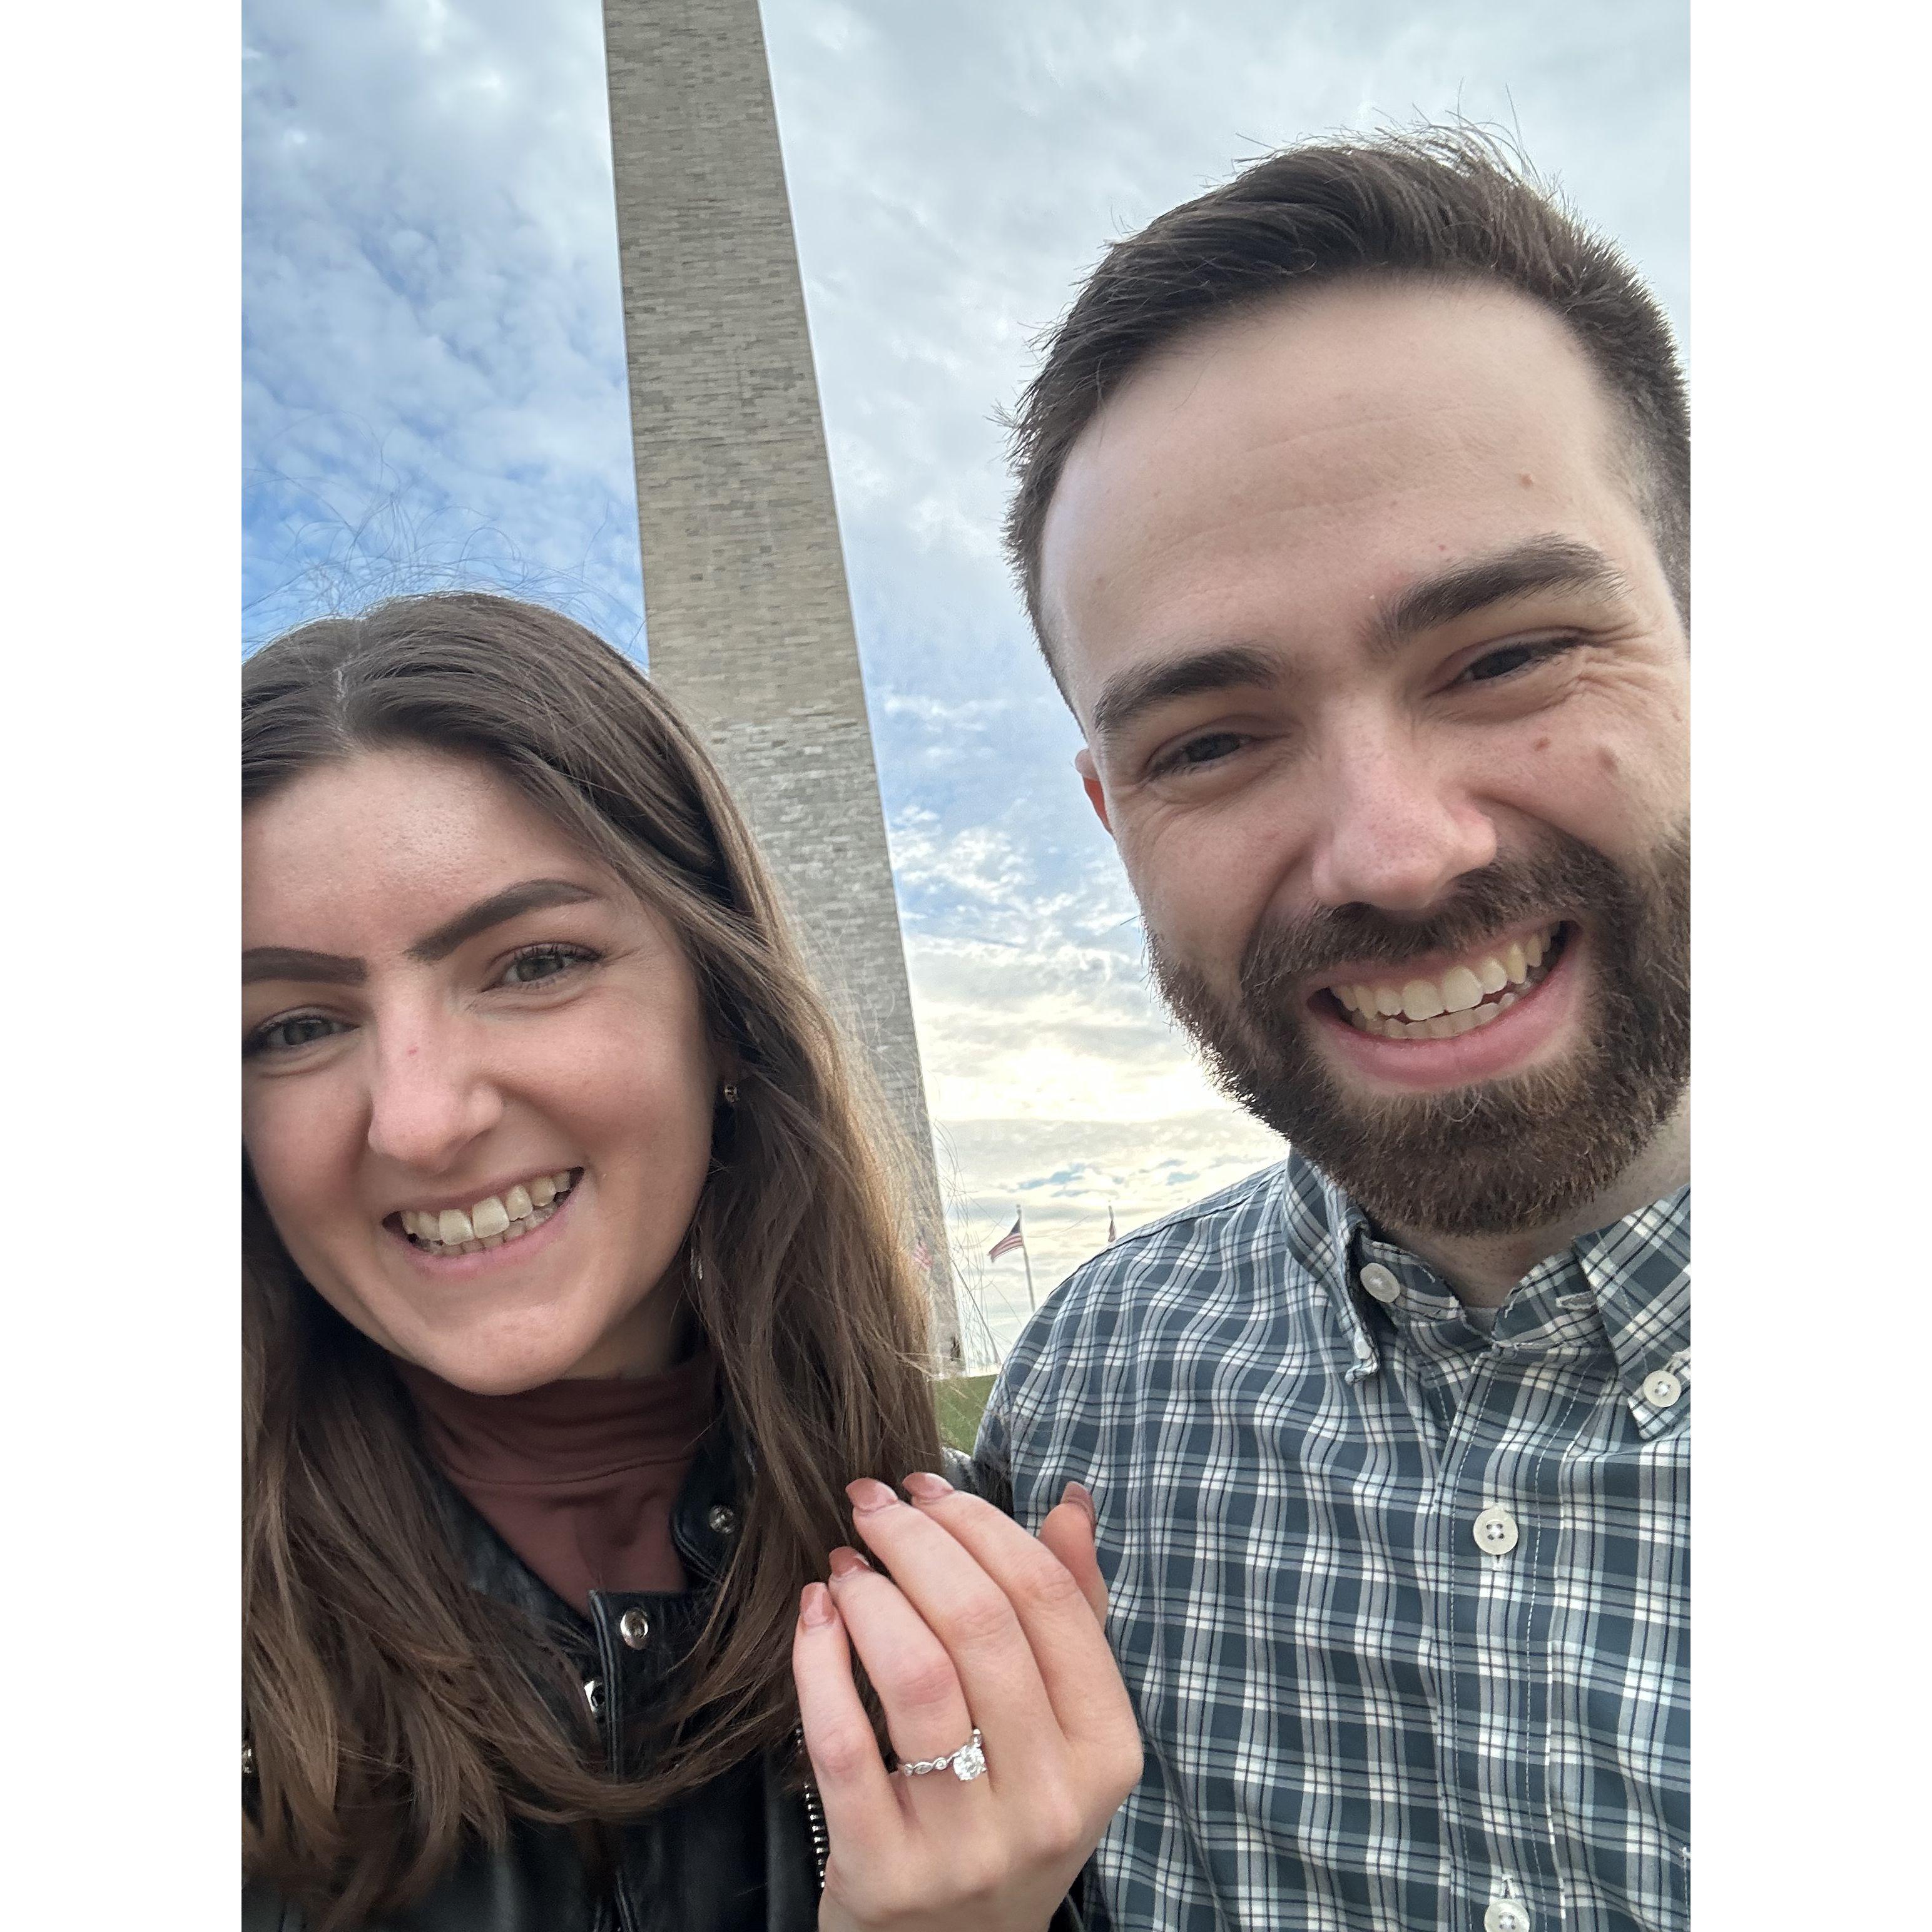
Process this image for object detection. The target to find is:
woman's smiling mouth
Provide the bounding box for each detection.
[387,1168,582,1257]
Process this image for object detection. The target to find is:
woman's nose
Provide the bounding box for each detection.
[363,1019,504,1174]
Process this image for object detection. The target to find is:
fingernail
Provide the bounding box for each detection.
[1062,1480,1097,1526]
[800,1582,835,1627]
[846,1477,899,1514]
[902,1470,954,1502]
[828,1545,870,1578]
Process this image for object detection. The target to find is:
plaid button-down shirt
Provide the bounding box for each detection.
[976,1155,1689,1932]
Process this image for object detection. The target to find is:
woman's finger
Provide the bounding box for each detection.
[1036,1482,1109,1625]
[846,1480,1065,1754]
[823,1547,985,1780]
[894,1477,1140,1761]
[790,1581,898,1868]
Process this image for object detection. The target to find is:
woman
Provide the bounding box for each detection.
[242,592,1141,1931]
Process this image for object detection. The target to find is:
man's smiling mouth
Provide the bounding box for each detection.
[389,1169,582,1256]
[1318,922,1569,1040]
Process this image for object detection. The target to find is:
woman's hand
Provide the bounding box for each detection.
[791,1472,1142,1931]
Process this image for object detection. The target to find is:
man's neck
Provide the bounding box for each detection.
[1378,1094,1690,1308]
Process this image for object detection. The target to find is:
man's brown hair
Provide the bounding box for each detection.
[1005,125,1688,682]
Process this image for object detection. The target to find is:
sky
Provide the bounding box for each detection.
[243,0,1687,1367]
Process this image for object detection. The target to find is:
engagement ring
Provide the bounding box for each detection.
[897,1727,986,1782]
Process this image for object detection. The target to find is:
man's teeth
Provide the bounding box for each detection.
[400,1171,576,1254]
[1331,925,1560,1040]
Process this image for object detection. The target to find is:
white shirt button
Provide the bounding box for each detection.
[1642,1370,1684,1408]
[1473,1505,1520,1555]
[1484,1902,1531,1932]
[1360,1262,1401,1303]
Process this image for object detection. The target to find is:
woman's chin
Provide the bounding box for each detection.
[394,1320,611,1396]
[394,1293,683,1394]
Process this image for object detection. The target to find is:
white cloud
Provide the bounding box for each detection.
[243,0,645,648]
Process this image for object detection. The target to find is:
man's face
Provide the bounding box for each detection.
[1040,278,1689,1238]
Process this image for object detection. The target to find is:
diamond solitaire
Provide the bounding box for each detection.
[898,1727,986,1782]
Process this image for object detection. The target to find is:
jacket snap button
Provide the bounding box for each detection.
[619,1608,652,1650]
[582,1677,604,1717]
[707,1505,738,1535]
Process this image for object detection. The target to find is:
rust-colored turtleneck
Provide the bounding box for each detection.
[398,1350,718,1617]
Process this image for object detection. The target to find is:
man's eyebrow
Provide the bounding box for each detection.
[242,879,604,985]
[1089,644,1281,752]
[1368,535,1632,655]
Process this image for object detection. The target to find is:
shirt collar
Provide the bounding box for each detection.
[1284,1155,1689,1409]
[1577,1186,1690,1425]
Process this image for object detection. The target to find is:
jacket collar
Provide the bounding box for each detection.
[432,1405,746,1629]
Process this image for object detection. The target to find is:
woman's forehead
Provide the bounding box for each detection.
[242,747,616,947]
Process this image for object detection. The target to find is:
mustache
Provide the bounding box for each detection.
[1236,841,1631,998]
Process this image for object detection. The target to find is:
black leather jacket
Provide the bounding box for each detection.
[244,1431,1087,1932]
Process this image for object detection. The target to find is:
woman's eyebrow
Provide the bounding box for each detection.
[242,947,365,986]
[405,878,602,963]
[242,879,604,984]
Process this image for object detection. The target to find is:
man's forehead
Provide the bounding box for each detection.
[1040,279,1631,710]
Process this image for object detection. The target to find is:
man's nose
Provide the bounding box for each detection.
[1305,735,1498,915]
[364,1015,504,1174]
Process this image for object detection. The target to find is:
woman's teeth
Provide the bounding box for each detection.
[399,1171,576,1256]
[1329,925,1563,1040]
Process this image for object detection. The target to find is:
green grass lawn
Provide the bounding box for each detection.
[933,1372,997,1453]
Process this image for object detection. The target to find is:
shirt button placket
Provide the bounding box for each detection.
[1472,1505,1520,1557]
[1360,1262,1401,1304]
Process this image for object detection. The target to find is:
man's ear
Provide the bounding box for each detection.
[1075,747,1113,837]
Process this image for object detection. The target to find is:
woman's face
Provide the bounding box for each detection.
[242,746,720,1393]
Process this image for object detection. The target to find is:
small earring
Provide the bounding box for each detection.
[721,1082,739,1106]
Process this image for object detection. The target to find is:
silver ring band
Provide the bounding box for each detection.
[897,1727,986,1782]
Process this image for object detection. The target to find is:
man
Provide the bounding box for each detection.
[975,128,1689,1932]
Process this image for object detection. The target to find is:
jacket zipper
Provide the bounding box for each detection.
[795,1725,828,1888]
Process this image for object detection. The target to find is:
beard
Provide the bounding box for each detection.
[1148,825,1690,1238]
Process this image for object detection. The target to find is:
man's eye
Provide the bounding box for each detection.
[1455,639,1569,685]
[245,1014,346,1058]
[499,943,599,987]
[1152,731,1248,776]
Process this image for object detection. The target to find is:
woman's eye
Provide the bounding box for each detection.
[499,943,598,987]
[245,1014,346,1057]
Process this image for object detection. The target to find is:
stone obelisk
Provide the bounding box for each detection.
[601,0,961,1364]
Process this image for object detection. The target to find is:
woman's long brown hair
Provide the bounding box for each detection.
[243,594,945,1926]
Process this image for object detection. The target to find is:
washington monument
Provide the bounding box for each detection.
[601,0,963,1363]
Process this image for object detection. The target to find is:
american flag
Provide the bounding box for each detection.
[1107,1205,1117,1244]
[909,1236,933,1275]
[988,1214,1025,1262]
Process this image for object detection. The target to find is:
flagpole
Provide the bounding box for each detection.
[1019,1206,1037,1313]
[956,1264,1003,1372]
